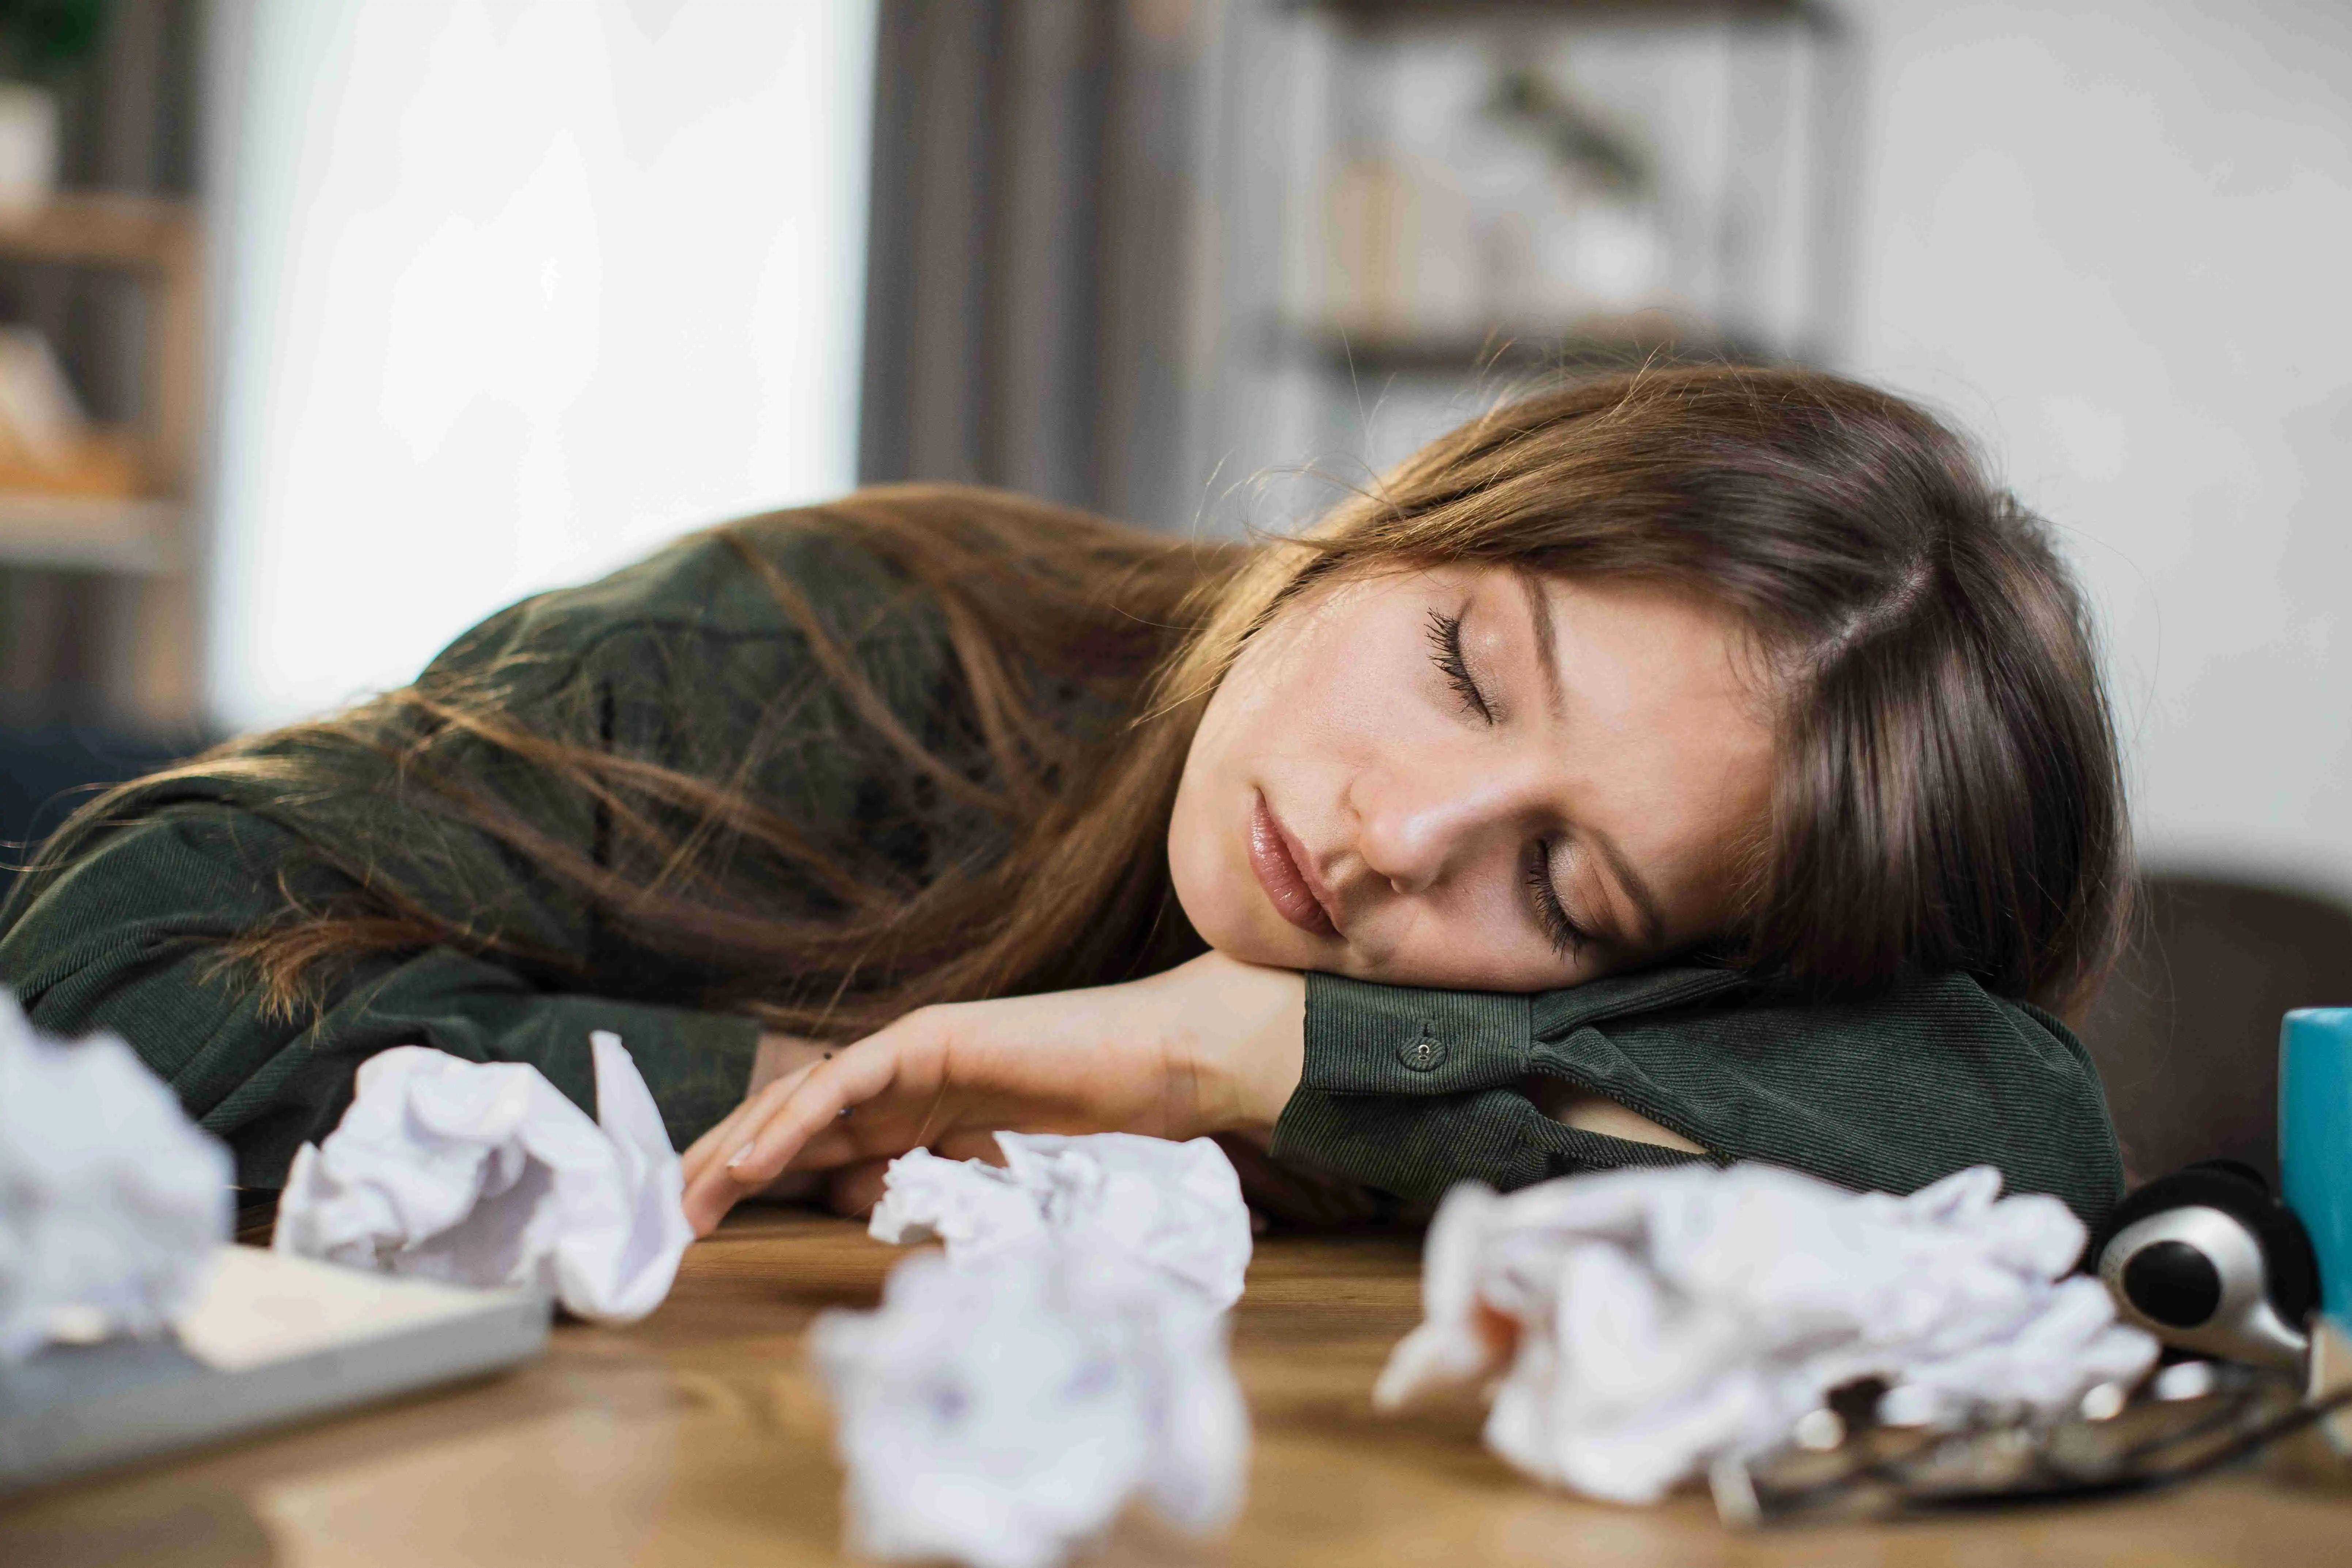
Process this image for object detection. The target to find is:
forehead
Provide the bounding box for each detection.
[1519,570,1768,717]
[1512,570,1775,892]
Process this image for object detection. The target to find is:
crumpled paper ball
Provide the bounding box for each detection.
[272,1032,690,1324]
[1374,1163,2157,1504]
[870,1132,1253,1309]
[0,992,232,1363]
[815,1132,1255,1568]
[813,1244,1248,1568]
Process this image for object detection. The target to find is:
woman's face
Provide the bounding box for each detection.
[1168,565,1775,991]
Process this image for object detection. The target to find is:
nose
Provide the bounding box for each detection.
[1349,751,1545,897]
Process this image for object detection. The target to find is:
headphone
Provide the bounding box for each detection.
[2089,1159,2320,1372]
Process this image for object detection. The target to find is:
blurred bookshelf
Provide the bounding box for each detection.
[1267,313,1766,378]
[1175,0,1855,524]
[0,190,201,727]
[0,494,181,572]
[1302,0,1836,23]
[0,0,208,740]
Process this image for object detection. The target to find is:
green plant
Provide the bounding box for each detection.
[0,0,107,84]
[1486,66,1651,198]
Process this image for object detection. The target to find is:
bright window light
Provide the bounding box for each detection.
[205,0,877,729]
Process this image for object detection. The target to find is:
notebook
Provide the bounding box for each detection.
[0,1246,551,1496]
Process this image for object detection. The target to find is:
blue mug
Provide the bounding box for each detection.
[2281,1009,2352,1326]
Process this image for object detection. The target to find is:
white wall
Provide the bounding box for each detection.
[1842,0,2352,899]
[204,0,876,729]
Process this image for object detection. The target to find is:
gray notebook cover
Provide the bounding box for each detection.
[0,1248,553,1496]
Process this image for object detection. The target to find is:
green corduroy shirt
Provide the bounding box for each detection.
[0,520,2126,1225]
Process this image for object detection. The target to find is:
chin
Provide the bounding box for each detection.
[1189,898,1321,972]
[1202,923,1304,971]
[1168,846,1257,961]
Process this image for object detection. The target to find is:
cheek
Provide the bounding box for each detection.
[1166,723,1230,929]
[1181,613,1363,792]
[1165,613,1368,954]
[1165,668,1278,952]
[1353,877,1575,991]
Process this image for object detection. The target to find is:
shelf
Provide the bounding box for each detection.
[1297,0,1842,34]
[1267,314,1769,378]
[0,192,200,273]
[0,495,181,574]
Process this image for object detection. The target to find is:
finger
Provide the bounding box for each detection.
[687,1053,835,1182]
[690,1112,830,1232]
[684,1055,831,1197]
[683,1173,734,1238]
[763,1110,1006,1184]
[685,1120,769,1232]
[722,1035,919,1189]
[932,1128,1006,1165]
[683,1068,829,1234]
[683,1113,752,1232]
[682,1099,757,1188]
[759,1120,873,1172]
[684,1066,804,1188]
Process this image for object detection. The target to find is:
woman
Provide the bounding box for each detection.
[0,367,2128,1238]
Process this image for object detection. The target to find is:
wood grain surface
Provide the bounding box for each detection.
[3,1207,2347,1567]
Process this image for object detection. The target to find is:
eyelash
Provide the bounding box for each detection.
[1527,840,1587,957]
[1425,610,1492,723]
[1427,607,1582,958]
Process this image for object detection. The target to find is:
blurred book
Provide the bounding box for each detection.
[0,1246,551,1496]
[0,324,142,498]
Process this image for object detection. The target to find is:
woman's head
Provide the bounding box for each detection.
[1167,366,2128,1010]
[63,366,2123,1036]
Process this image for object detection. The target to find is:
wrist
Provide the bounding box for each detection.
[1163,952,1305,1137]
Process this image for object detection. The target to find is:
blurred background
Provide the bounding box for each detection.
[0,0,2344,1178]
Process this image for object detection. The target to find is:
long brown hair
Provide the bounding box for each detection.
[15,366,2128,1030]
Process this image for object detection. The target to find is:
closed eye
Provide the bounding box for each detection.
[1425,608,1491,724]
[1526,839,1590,957]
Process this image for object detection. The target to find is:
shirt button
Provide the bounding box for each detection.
[1397,1027,1449,1072]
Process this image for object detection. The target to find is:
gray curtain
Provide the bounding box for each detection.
[856,0,1209,529]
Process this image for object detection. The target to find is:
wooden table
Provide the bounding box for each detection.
[4,1210,2348,1567]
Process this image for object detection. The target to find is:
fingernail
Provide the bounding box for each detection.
[725,1143,755,1172]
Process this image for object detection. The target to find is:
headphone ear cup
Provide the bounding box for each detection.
[2093,1163,2320,1330]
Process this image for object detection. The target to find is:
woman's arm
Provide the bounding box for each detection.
[681,953,1302,1229]
[683,952,1698,1232]
[1271,967,2124,1224]
[684,960,2124,1234]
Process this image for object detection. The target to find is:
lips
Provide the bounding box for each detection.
[1248,792,1339,939]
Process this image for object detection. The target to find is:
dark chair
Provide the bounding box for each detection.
[2074,874,2352,1186]
[0,723,199,903]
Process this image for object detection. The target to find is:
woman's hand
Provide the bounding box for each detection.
[679,952,1306,1235]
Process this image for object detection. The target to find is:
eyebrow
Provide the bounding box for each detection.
[1586,824,1669,951]
[1515,570,1566,720]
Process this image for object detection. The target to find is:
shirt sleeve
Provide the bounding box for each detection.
[1270,965,2126,1227]
[0,802,759,1189]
